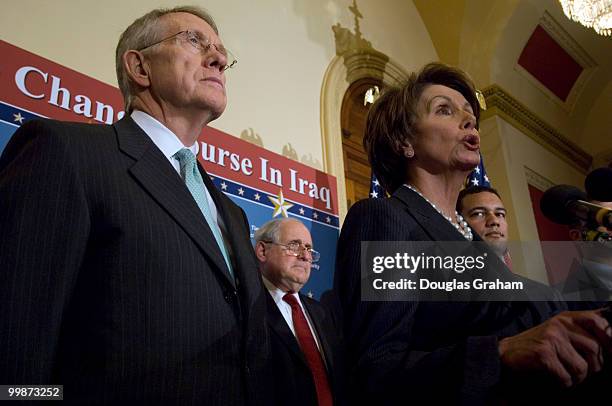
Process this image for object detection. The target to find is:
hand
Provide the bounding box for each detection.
[498,310,612,387]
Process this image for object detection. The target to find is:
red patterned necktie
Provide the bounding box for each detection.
[283,293,333,406]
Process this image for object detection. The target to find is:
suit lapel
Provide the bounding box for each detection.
[198,164,261,294]
[393,186,468,242]
[301,295,334,374]
[114,117,234,287]
[393,187,509,268]
[199,166,245,271]
[266,293,307,364]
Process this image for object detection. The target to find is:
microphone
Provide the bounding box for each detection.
[585,167,612,202]
[540,184,612,228]
[583,229,612,242]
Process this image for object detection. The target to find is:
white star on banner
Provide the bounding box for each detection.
[326,216,331,223]
[268,189,293,218]
[13,112,24,124]
[471,178,479,186]
[299,208,305,215]
[307,291,313,298]
[254,193,261,201]
[313,212,318,219]
[373,179,380,186]
[238,188,244,196]
[370,191,378,198]
[221,182,228,190]
[475,166,480,174]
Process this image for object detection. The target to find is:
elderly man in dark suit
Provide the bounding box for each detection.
[0,6,271,405]
[254,218,344,406]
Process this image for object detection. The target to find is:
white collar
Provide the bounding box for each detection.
[262,276,301,306]
[131,110,198,159]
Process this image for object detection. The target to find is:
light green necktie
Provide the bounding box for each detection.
[174,148,233,277]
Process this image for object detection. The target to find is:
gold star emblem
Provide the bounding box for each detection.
[13,112,25,124]
[268,189,293,218]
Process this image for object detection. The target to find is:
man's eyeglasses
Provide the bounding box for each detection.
[262,241,321,263]
[138,30,237,71]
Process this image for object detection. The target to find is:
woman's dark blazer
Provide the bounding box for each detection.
[334,185,565,405]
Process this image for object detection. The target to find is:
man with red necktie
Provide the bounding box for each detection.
[254,218,345,406]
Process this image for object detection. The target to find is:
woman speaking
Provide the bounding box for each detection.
[334,63,611,405]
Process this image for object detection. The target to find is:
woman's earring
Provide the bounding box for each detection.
[404,145,414,158]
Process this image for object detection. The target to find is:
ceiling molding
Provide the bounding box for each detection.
[513,11,597,113]
[539,11,596,69]
[524,166,555,191]
[482,84,592,173]
[592,149,612,168]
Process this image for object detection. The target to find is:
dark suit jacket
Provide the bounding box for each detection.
[334,186,565,405]
[0,117,271,405]
[266,292,345,406]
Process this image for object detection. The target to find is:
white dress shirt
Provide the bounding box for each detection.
[131,110,226,237]
[262,277,323,352]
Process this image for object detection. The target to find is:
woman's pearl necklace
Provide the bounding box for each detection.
[405,184,473,241]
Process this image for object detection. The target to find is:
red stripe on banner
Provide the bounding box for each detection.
[0,40,124,124]
[198,126,338,214]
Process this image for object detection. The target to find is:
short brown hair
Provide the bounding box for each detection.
[363,62,480,193]
[115,6,218,113]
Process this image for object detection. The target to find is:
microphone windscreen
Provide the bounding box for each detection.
[585,167,612,202]
[540,184,587,225]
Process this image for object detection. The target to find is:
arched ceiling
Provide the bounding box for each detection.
[414,0,612,167]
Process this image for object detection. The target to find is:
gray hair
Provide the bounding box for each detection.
[115,5,218,113]
[254,218,302,244]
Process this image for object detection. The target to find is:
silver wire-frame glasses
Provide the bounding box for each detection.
[139,30,237,71]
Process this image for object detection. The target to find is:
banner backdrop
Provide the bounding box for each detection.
[0,40,339,298]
